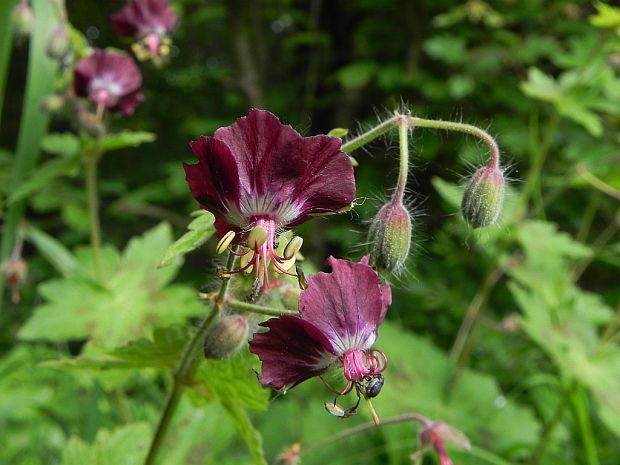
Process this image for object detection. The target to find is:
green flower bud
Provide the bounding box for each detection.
[12,2,34,39]
[368,198,412,273]
[203,315,249,360]
[461,165,505,228]
[46,26,70,59]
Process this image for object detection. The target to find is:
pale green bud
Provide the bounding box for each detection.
[461,165,505,228]
[203,315,249,360]
[368,198,412,273]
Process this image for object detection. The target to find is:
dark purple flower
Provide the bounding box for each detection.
[111,0,176,60]
[184,109,356,289]
[73,49,143,115]
[249,256,391,395]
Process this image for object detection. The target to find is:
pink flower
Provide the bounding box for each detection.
[184,109,356,289]
[73,49,143,115]
[111,0,176,60]
[249,257,391,394]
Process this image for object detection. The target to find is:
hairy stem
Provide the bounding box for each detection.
[85,153,103,281]
[395,113,410,201]
[341,116,398,153]
[225,299,298,317]
[143,252,236,465]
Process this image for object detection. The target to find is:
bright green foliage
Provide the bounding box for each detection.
[19,223,206,348]
[61,423,151,465]
[159,210,216,268]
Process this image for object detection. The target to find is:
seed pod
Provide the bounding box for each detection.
[368,198,412,273]
[461,165,505,228]
[203,315,249,360]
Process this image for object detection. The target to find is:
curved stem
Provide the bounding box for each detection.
[143,252,236,465]
[85,153,103,281]
[408,116,500,169]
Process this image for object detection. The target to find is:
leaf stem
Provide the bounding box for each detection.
[85,152,103,282]
[570,385,600,465]
[143,252,236,465]
[341,116,398,153]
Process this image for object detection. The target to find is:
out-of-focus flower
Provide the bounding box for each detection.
[73,49,143,115]
[111,0,176,62]
[413,419,471,465]
[12,0,33,40]
[46,25,70,59]
[184,109,355,290]
[1,257,28,305]
[249,256,391,396]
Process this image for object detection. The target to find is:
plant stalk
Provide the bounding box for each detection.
[225,299,298,317]
[143,252,236,465]
[85,153,103,282]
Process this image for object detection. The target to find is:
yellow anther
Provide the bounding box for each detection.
[216,230,236,254]
[247,225,268,249]
[283,236,303,259]
[275,256,296,273]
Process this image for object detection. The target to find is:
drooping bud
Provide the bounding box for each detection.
[417,421,471,465]
[203,315,249,360]
[1,257,28,305]
[368,198,412,273]
[46,25,70,59]
[461,164,505,228]
[12,1,34,39]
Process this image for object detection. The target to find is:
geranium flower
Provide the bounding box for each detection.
[111,0,176,61]
[73,49,143,115]
[249,256,391,400]
[184,109,356,289]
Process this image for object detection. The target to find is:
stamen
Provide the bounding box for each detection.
[283,236,303,259]
[216,230,235,254]
[247,225,268,249]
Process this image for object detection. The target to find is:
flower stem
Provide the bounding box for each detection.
[85,152,103,282]
[341,116,398,153]
[395,113,410,201]
[225,299,298,317]
[408,116,500,169]
[570,385,600,465]
[143,252,236,465]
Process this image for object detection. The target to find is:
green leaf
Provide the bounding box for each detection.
[19,223,207,349]
[335,61,377,90]
[327,128,349,138]
[221,400,267,465]
[590,2,620,28]
[159,210,216,268]
[9,155,80,203]
[90,130,156,153]
[423,34,468,65]
[60,423,151,465]
[24,224,78,275]
[41,133,80,157]
[520,67,562,102]
[0,0,18,121]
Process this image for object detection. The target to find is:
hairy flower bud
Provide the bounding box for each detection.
[203,315,249,360]
[46,25,70,59]
[368,198,412,273]
[461,165,505,228]
[12,2,34,39]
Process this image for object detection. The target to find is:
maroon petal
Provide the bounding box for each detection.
[275,135,355,225]
[111,0,176,38]
[249,316,337,390]
[299,256,391,354]
[184,136,241,215]
[213,109,301,197]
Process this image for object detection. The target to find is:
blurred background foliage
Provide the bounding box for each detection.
[1,0,619,464]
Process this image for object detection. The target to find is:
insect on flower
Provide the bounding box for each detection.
[249,256,391,422]
[184,109,356,292]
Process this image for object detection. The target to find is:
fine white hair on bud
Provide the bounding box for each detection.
[203,315,249,360]
[461,164,505,228]
[367,197,412,273]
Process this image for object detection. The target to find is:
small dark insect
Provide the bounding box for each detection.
[361,374,384,398]
[247,277,261,302]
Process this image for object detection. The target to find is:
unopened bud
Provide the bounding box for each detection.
[12,2,33,39]
[41,94,66,113]
[203,315,249,360]
[461,165,505,228]
[1,257,28,304]
[247,225,268,249]
[368,198,412,273]
[46,25,70,59]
